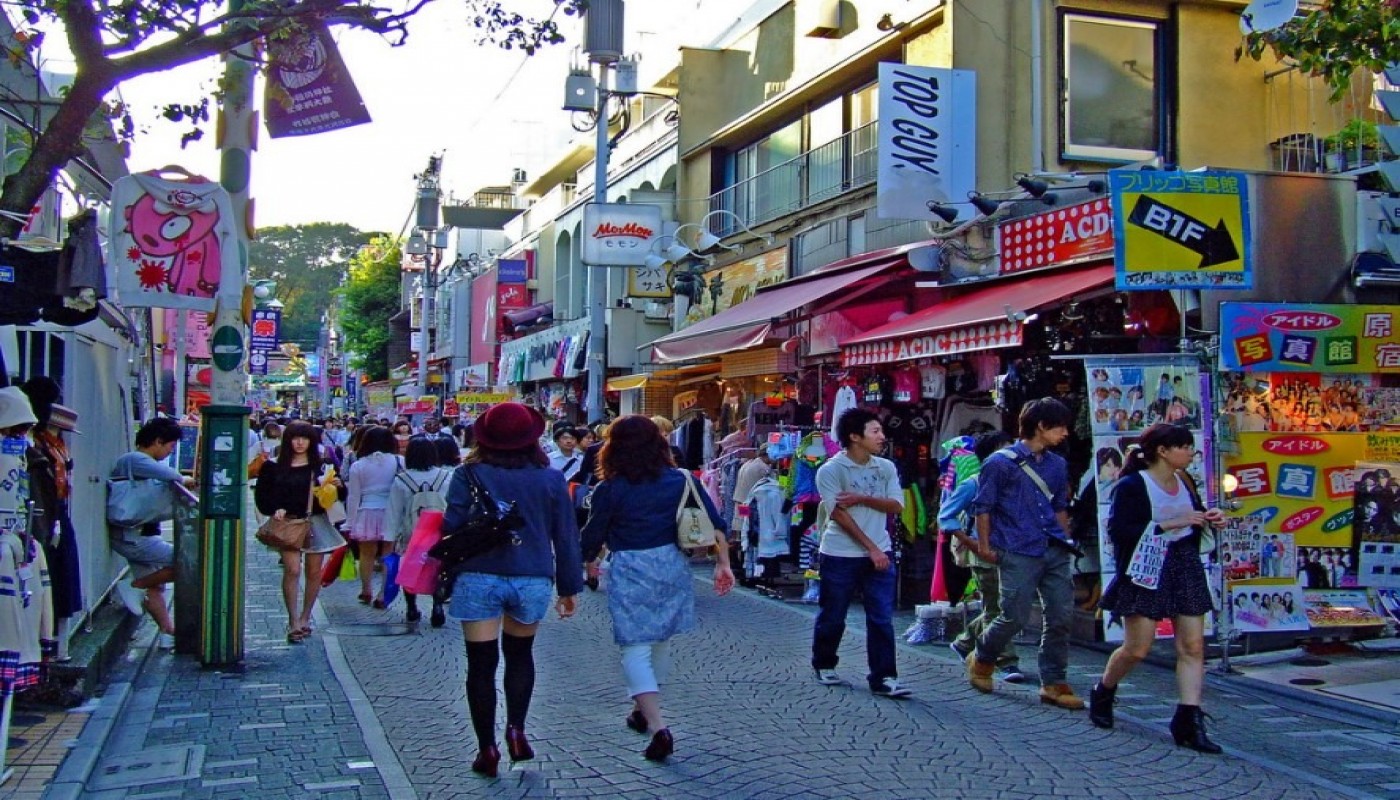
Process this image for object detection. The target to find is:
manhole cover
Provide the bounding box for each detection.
[1289,678,1327,686]
[89,744,205,790]
[322,623,416,637]
[1289,657,1331,667]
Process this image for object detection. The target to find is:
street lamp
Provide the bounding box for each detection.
[412,156,444,420]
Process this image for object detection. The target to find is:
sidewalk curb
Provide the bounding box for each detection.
[1207,669,1400,731]
[43,624,159,800]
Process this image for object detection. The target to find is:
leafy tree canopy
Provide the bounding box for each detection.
[337,234,401,381]
[248,222,375,347]
[0,0,585,238]
[1240,0,1400,100]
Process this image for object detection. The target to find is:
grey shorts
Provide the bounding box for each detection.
[110,532,175,579]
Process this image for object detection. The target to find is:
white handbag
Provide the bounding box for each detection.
[674,470,718,550]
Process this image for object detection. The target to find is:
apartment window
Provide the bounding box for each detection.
[1061,13,1166,162]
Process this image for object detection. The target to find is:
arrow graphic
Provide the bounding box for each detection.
[1128,195,1239,268]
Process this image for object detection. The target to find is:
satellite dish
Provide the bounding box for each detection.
[1240,0,1298,34]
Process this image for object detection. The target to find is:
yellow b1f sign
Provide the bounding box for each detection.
[1110,169,1252,291]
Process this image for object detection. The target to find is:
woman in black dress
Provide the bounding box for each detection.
[1091,423,1225,753]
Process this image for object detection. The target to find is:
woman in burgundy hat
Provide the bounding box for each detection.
[442,402,583,778]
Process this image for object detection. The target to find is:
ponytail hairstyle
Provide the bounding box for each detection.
[1122,423,1194,478]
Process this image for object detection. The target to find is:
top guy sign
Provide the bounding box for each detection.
[876,63,977,221]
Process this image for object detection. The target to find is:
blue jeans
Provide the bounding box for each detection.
[811,553,897,688]
[975,547,1074,686]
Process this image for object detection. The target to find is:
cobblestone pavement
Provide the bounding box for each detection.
[54,529,1400,800]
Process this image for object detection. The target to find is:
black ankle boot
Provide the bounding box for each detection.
[1088,682,1116,729]
[1169,704,1222,754]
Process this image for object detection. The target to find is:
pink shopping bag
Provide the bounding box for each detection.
[396,510,444,595]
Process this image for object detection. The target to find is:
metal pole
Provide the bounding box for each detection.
[198,0,255,666]
[174,312,187,417]
[585,62,610,423]
[418,255,435,420]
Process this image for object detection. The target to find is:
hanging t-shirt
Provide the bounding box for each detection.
[967,353,1002,392]
[828,385,858,441]
[919,364,947,399]
[891,367,921,404]
[862,373,891,406]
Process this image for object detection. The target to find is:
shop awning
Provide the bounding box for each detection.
[605,374,649,391]
[840,265,1115,367]
[650,260,899,363]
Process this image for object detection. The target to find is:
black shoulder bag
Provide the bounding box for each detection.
[428,466,525,600]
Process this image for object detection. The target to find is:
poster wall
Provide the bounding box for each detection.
[1220,303,1400,374]
[1355,461,1400,588]
[1228,580,1309,633]
[1083,355,1209,640]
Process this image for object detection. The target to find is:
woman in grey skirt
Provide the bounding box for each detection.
[254,420,344,642]
[581,415,734,762]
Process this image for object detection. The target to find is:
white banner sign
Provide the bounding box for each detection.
[582,203,662,266]
[876,63,977,221]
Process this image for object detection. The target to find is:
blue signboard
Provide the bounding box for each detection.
[249,349,270,376]
[498,258,528,284]
[250,308,281,351]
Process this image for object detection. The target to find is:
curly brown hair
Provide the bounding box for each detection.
[597,415,674,483]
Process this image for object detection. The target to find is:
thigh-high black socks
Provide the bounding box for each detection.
[501,632,536,729]
[464,639,500,748]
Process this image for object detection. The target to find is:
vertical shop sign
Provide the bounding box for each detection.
[1111,169,1251,290]
[876,62,977,220]
[249,308,281,351]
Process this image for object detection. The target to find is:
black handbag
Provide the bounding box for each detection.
[429,466,524,600]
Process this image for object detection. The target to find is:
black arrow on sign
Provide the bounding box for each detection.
[1128,195,1239,268]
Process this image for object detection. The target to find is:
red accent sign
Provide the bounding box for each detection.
[1261,436,1331,456]
[497,283,528,310]
[1280,506,1324,533]
[997,198,1113,274]
[1261,311,1343,331]
[591,221,655,241]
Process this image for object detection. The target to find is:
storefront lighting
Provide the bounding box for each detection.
[1016,174,1050,197]
[970,193,1003,217]
[693,209,776,252]
[927,202,961,224]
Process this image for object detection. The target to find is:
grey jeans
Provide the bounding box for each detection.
[974,546,1074,686]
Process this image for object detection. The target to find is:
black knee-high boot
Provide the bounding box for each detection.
[464,640,500,750]
[501,633,536,729]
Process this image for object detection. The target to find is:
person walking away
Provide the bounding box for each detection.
[810,408,910,698]
[581,415,734,762]
[1091,423,1224,752]
[345,426,402,605]
[253,421,345,642]
[945,431,1023,683]
[107,417,195,649]
[386,436,451,625]
[442,402,583,777]
[965,398,1084,710]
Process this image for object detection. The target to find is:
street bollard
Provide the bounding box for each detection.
[197,404,251,666]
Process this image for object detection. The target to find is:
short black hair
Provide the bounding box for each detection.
[433,436,461,467]
[135,417,183,447]
[403,436,439,470]
[973,431,1014,462]
[835,408,880,448]
[1017,397,1072,440]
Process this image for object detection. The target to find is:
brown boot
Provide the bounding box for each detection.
[1039,683,1085,710]
[966,652,995,693]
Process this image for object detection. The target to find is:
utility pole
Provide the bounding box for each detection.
[198,0,255,665]
[583,0,624,424]
[415,156,442,423]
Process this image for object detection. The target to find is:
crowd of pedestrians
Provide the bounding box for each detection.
[103,395,1230,775]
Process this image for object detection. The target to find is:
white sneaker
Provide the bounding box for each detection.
[156,633,175,650]
[115,582,145,616]
[872,678,913,698]
[814,668,844,686]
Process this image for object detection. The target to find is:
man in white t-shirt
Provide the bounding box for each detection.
[810,408,910,698]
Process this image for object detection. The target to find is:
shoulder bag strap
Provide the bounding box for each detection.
[675,469,694,515]
[995,450,1055,504]
[1177,469,1204,510]
[431,470,450,493]
[305,470,316,517]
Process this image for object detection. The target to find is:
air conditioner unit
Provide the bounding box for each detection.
[802,0,842,37]
[643,301,670,321]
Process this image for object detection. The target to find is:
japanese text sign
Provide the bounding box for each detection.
[581,203,662,267]
[1220,303,1400,373]
[250,308,281,351]
[1111,169,1252,290]
[997,198,1113,274]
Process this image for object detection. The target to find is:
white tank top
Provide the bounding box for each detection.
[1142,471,1194,541]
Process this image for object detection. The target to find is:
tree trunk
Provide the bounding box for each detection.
[0,70,114,241]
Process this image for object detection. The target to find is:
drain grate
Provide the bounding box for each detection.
[88,744,205,790]
[321,623,416,637]
[1289,657,1331,667]
[1289,678,1327,686]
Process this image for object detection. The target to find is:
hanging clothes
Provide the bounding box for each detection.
[747,477,789,560]
[0,532,50,696]
[828,384,858,440]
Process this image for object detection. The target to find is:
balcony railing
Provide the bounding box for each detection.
[708,122,879,236]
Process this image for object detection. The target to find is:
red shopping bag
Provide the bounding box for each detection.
[396,510,445,596]
[320,545,349,587]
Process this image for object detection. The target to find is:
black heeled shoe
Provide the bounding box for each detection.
[405,607,422,623]
[1169,704,1222,754]
[471,744,501,777]
[625,709,648,734]
[643,729,673,762]
[430,606,446,628]
[1088,682,1116,729]
[504,725,534,762]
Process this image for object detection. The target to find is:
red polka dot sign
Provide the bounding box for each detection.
[996,198,1114,274]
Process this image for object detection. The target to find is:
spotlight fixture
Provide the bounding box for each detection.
[970,193,1002,217]
[927,202,961,224]
[1016,175,1050,198]
[1087,179,1107,194]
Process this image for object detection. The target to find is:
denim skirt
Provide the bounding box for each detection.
[607,544,695,647]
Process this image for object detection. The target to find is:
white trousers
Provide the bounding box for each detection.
[620,641,671,697]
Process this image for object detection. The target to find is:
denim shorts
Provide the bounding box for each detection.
[109,531,175,579]
[447,572,553,624]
